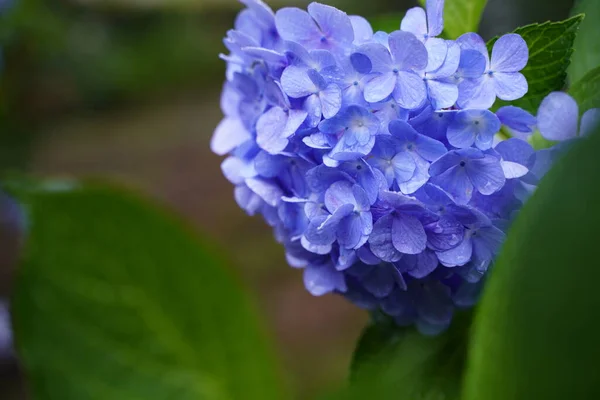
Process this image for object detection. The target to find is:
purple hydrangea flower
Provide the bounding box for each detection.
[212,0,570,334]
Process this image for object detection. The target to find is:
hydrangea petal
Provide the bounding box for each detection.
[369,214,403,262]
[401,7,427,39]
[491,34,528,72]
[458,75,496,109]
[275,7,319,45]
[211,117,251,155]
[392,214,427,255]
[493,71,528,101]
[466,155,506,195]
[580,108,600,137]
[427,79,459,110]
[320,83,342,118]
[437,237,473,267]
[281,66,318,97]
[364,72,396,103]
[425,38,447,72]
[307,2,354,45]
[350,15,373,44]
[304,264,347,296]
[389,30,428,70]
[393,70,427,109]
[538,92,579,141]
[426,0,445,37]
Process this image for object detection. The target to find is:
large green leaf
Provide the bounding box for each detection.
[568,0,600,84]
[489,15,584,113]
[332,312,471,400]
[570,65,600,112]
[11,184,285,400]
[463,126,600,399]
[418,0,488,39]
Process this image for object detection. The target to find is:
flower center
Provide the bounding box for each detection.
[460,161,466,167]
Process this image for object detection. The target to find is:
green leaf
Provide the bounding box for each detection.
[418,0,488,39]
[463,126,600,399]
[336,312,471,400]
[488,15,585,113]
[11,184,285,400]
[570,65,600,112]
[370,14,403,34]
[568,0,600,84]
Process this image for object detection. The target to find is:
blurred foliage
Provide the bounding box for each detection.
[10,182,286,400]
[463,119,600,400]
[418,0,488,39]
[568,0,600,84]
[570,65,600,112]
[339,312,470,400]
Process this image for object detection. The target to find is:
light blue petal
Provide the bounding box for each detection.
[337,213,365,249]
[436,237,473,267]
[426,214,465,251]
[324,181,357,213]
[466,155,506,195]
[304,264,347,296]
[256,107,290,154]
[281,66,318,98]
[392,213,427,255]
[456,32,489,69]
[275,7,319,44]
[211,117,251,155]
[307,2,354,45]
[304,94,322,127]
[364,72,396,103]
[580,108,600,137]
[392,151,418,183]
[432,164,474,204]
[430,41,460,78]
[246,177,284,207]
[457,75,496,109]
[393,70,427,109]
[537,92,579,141]
[400,7,427,39]
[457,49,487,79]
[427,79,458,110]
[426,0,445,36]
[496,106,536,137]
[320,83,342,118]
[425,38,447,72]
[353,42,393,74]
[369,213,403,262]
[493,71,528,101]
[389,30,428,71]
[350,15,374,44]
[494,138,534,166]
[491,33,528,72]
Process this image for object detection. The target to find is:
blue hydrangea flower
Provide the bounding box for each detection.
[352,30,428,108]
[212,0,576,335]
[457,33,529,109]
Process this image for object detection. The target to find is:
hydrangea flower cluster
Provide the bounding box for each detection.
[212,0,598,334]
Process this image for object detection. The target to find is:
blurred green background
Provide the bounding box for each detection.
[0,0,576,398]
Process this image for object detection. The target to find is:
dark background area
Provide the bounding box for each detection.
[0,0,575,398]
